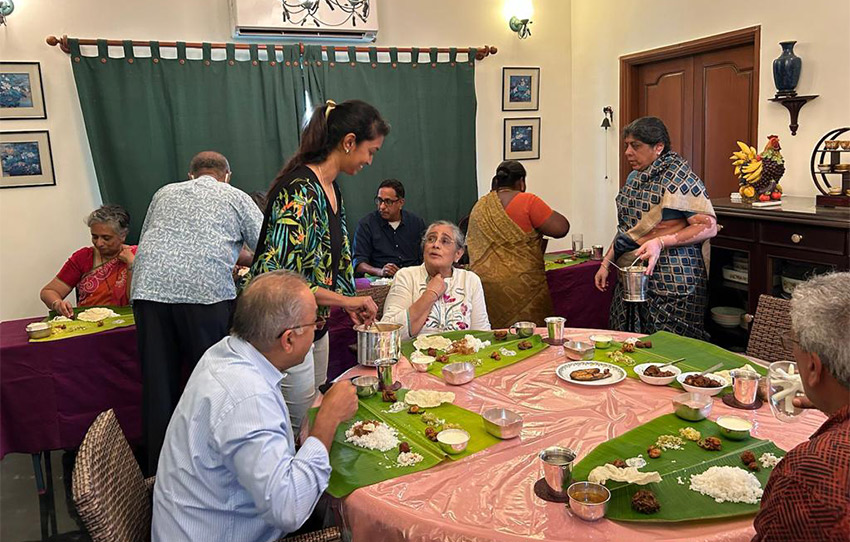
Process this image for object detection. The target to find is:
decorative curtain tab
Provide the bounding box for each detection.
[347,45,357,66]
[411,47,420,66]
[249,44,259,65]
[468,47,477,66]
[449,47,458,65]
[150,41,162,60]
[368,47,378,67]
[122,40,135,62]
[429,47,438,66]
[202,42,212,64]
[97,39,108,61]
[225,43,235,63]
[265,44,276,64]
[303,44,322,65]
[176,41,187,63]
[389,47,398,67]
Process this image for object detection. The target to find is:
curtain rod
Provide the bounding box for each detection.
[46,35,498,60]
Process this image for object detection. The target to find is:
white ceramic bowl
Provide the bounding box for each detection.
[781,275,804,295]
[588,334,613,349]
[634,363,681,386]
[677,372,728,396]
[710,306,745,328]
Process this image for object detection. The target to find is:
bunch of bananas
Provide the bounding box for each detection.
[729,141,763,184]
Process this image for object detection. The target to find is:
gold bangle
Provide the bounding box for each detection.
[425,289,440,301]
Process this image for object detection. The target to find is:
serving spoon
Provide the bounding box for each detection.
[698,362,724,377]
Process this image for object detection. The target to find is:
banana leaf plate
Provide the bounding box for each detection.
[400,330,548,380]
[592,331,767,395]
[572,413,784,522]
[33,305,135,342]
[310,388,501,498]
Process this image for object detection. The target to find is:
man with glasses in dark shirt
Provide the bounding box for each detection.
[353,179,426,278]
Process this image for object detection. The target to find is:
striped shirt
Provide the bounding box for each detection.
[152,336,331,542]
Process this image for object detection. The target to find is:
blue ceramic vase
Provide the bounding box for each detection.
[773,41,802,97]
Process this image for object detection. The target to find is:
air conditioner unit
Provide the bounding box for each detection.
[230,0,379,43]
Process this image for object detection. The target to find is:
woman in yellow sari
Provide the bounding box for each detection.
[466,161,569,328]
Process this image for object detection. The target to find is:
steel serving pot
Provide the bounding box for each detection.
[355,323,403,367]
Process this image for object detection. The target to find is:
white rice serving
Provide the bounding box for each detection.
[345,421,399,452]
[689,466,763,504]
[498,347,517,356]
[413,334,453,351]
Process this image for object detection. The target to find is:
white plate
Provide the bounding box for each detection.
[555,361,626,386]
[677,372,728,396]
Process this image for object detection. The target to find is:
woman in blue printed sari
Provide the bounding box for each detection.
[594,117,717,339]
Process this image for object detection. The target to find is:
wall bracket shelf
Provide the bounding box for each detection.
[769,94,817,136]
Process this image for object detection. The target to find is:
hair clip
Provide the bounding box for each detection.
[324,99,337,120]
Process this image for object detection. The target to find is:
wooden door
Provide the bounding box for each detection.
[621,27,760,199]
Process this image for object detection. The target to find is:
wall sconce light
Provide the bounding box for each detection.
[505,0,533,39]
[601,106,614,130]
[0,0,15,26]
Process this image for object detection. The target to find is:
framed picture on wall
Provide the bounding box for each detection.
[502,67,539,111]
[504,117,540,160]
[0,62,47,120]
[1,131,56,188]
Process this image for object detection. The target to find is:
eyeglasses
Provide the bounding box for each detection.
[277,317,327,338]
[780,332,800,351]
[375,197,400,206]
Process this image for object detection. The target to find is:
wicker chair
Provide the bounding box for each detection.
[279,527,342,542]
[72,409,154,542]
[746,294,794,363]
[356,284,391,319]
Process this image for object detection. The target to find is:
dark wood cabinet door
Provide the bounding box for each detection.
[637,56,695,165]
[693,45,757,199]
[621,29,758,199]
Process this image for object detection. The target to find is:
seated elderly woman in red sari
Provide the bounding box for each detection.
[40,204,137,318]
[466,160,569,328]
[594,117,717,339]
[381,221,490,339]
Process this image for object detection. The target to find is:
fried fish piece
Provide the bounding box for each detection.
[493,330,508,340]
[697,437,722,451]
[490,352,501,361]
[517,340,534,350]
[570,368,612,381]
[631,490,661,514]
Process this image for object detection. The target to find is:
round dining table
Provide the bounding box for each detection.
[318,327,824,542]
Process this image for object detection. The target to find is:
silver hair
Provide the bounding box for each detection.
[231,270,311,351]
[421,220,465,252]
[86,204,130,237]
[790,272,850,388]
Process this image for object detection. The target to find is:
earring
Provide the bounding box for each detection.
[345,147,351,154]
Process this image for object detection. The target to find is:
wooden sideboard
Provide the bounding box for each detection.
[707,196,850,350]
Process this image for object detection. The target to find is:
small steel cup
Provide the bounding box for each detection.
[591,245,604,260]
[374,358,398,390]
[510,321,536,338]
[731,369,760,405]
[567,482,610,521]
[544,316,566,345]
[538,446,576,497]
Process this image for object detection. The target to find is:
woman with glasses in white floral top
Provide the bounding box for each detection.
[381,221,490,339]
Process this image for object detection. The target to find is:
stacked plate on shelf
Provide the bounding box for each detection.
[710,306,746,328]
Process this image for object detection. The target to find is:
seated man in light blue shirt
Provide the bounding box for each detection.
[152,270,358,542]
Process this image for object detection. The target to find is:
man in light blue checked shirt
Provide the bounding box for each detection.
[152,270,358,542]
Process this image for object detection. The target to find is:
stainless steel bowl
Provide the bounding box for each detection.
[436,429,470,454]
[672,391,713,421]
[567,482,610,521]
[442,362,475,385]
[563,340,595,361]
[716,415,753,440]
[355,323,403,367]
[351,375,379,398]
[410,358,433,373]
[26,322,51,339]
[482,408,523,439]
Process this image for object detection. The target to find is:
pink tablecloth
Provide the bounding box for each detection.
[0,317,141,458]
[322,328,824,542]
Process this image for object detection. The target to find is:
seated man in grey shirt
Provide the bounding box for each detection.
[152,270,358,542]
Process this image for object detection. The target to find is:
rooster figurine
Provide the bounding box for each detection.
[730,135,785,202]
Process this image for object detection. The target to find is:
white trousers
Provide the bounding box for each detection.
[280,333,329,432]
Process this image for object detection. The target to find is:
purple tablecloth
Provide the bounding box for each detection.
[327,256,616,381]
[0,317,142,458]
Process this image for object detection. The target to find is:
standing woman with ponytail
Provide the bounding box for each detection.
[245,99,390,430]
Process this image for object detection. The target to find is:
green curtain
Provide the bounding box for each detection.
[303,45,478,230]
[68,39,305,242]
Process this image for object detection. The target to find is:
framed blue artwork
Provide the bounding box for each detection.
[502,67,539,111]
[1,131,56,188]
[504,117,540,160]
[0,62,47,120]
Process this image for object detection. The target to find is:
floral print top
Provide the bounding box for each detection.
[380,264,491,339]
[245,166,355,317]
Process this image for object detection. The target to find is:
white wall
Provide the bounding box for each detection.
[0,0,572,320]
[569,0,850,248]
